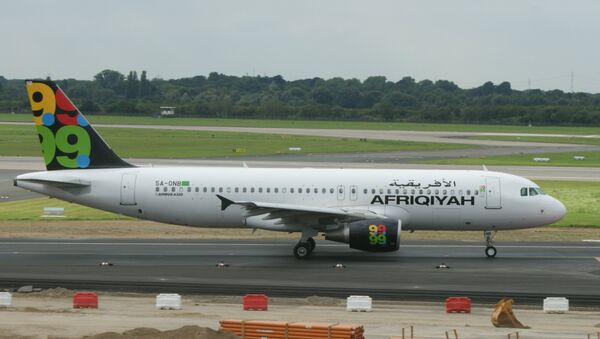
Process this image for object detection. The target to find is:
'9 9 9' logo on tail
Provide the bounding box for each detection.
[26,81,91,169]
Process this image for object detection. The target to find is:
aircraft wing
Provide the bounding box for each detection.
[216,194,386,225]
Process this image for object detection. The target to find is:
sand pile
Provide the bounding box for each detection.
[81,326,238,339]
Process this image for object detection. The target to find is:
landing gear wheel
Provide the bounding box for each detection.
[307,237,316,251]
[293,242,312,259]
[484,230,497,258]
[485,246,497,258]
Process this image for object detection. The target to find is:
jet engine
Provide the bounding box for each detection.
[325,219,401,252]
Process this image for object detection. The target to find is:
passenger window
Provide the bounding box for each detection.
[427,190,431,195]
[219,187,223,193]
[322,188,326,194]
[418,189,423,195]
[339,187,344,193]
[351,188,356,194]
[195,187,199,193]
[211,187,215,193]
[403,189,407,195]
[266,188,271,193]
[330,188,334,194]
[411,189,415,195]
[434,189,439,195]
[306,189,310,194]
[259,188,263,193]
[379,188,384,194]
[314,188,318,193]
[363,188,368,194]
[466,189,471,196]
[520,187,528,196]
[387,189,391,194]
[242,187,247,193]
[529,187,539,196]
[226,187,231,193]
[290,188,294,193]
[450,190,455,195]
[171,187,176,192]
[187,187,191,193]
[299,188,303,193]
[251,188,255,193]
[371,189,376,194]
[458,190,463,196]
[155,187,159,192]
[274,188,278,193]
[282,188,287,193]
[203,187,208,193]
[442,189,447,195]
[395,189,399,194]
[474,189,478,196]
[234,187,239,193]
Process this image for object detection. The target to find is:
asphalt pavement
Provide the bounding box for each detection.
[0,238,599,305]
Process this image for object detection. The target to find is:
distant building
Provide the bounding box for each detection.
[160,106,176,116]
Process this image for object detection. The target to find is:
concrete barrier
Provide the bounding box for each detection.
[156,293,182,310]
[346,295,372,312]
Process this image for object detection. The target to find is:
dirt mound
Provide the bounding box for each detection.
[36,287,73,298]
[83,326,238,339]
[304,295,343,306]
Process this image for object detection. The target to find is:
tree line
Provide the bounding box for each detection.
[0,70,599,125]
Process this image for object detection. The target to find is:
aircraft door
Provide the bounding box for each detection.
[484,176,501,209]
[120,174,137,205]
[350,185,357,201]
[337,185,345,201]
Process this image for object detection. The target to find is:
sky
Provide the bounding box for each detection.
[2,0,600,93]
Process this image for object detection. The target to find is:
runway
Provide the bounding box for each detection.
[0,239,599,306]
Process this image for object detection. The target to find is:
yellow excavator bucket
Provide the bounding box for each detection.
[491,298,530,329]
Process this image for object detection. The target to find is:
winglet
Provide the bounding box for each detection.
[216,194,235,211]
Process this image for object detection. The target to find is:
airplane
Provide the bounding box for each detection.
[14,80,567,259]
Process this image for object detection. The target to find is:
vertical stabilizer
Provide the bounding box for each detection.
[24,80,133,170]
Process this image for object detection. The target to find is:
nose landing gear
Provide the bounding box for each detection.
[484,230,497,258]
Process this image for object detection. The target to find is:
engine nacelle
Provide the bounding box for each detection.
[325,219,401,252]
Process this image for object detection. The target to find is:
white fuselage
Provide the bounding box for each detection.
[15,167,566,232]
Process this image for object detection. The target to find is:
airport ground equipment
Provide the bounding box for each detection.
[542,297,569,313]
[220,320,365,339]
[346,295,372,312]
[491,298,529,329]
[155,293,182,310]
[72,292,98,309]
[445,297,471,313]
[243,294,268,311]
[0,292,11,307]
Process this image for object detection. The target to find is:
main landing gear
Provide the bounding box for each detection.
[293,229,317,259]
[484,230,497,258]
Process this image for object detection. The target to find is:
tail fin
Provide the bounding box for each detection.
[24,80,133,170]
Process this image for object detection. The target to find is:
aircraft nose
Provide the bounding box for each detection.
[550,197,566,222]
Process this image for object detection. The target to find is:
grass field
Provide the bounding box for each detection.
[0,125,468,158]
[471,135,600,146]
[419,151,600,167]
[2,113,600,135]
[1,180,597,227]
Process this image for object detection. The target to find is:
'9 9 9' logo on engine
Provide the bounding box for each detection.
[368,224,388,245]
[26,82,91,168]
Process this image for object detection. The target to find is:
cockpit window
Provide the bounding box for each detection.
[520,187,528,196]
[521,187,545,197]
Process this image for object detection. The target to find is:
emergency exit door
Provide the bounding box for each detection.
[120,174,137,205]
